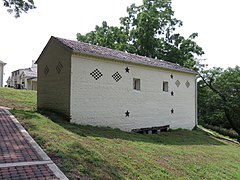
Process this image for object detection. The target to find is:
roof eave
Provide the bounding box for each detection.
[0,62,6,66]
[36,36,73,64]
[72,50,197,75]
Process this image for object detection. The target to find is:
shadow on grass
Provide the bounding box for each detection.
[35,110,225,146]
[10,110,128,179]
[10,109,40,129]
[49,141,127,179]
[10,110,227,179]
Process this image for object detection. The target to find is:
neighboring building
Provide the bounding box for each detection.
[6,76,11,87]
[0,60,6,87]
[36,36,197,132]
[20,70,37,90]
[7,60,37,90]
[9,68,30,88]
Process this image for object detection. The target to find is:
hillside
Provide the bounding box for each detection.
[0,87,240,179]
[0,87,36,110]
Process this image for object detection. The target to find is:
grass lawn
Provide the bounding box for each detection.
[1,88,240,179]
[0,87,36,110]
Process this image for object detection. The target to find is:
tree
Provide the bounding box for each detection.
[198,73,229,128]
[198,66,240,141]
[2,0,35,18]
[77,0,204,67]
[77,21,129,52]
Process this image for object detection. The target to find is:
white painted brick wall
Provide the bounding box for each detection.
[70,55,196,131]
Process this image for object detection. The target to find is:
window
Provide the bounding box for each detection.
[163,81,168,92]
[133,78,140,91]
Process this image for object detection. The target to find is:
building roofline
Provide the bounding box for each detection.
[36,36,73,64]
[37,36,197,75]
[0,60,6,65]
[12,68,30,72]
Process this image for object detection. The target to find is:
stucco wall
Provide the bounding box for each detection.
[37,39,72,116]
[70,55,196,131]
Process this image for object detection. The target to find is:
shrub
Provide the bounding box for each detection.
[203,124,239,139]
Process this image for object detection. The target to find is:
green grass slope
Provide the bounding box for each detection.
[1,88,240,179]
[0,87,36,110]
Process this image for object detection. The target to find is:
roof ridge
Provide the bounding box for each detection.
[54,36,176,64]
[52,36,196,74]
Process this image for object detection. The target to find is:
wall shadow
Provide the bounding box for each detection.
[9,110,126,179]
[49,141,126,179]
[38,110,225,146]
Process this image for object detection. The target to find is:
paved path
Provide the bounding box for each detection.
[0,108,68,180]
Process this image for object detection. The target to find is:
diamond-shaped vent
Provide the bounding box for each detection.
[185,81,191,88]
[56,62,63,74]
[175,80,181,87]
[90,69,103,80]
[44,65,49,76]
[112,72,122,82]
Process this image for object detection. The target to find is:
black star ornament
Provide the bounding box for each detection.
[125,110,130,117]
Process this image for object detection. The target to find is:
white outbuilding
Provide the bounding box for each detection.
[36,36,197,132]
[0,60,6,87]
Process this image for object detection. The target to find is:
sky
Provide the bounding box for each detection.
[1,0,240,85]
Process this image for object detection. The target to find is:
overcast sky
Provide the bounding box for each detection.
[1,0,239,84]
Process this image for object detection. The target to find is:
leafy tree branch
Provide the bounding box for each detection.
[2,0,36,18]
[77,0,204,68]
[198,66,240,140]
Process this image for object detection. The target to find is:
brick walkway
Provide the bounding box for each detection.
[0,108,68,180]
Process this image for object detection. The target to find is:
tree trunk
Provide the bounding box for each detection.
[223,108,240,142]
[199,74,240,139]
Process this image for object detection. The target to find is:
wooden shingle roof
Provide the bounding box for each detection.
[53,36,197,74]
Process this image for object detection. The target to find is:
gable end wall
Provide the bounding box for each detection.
[37,40,71,117]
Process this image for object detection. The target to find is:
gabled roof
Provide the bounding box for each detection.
[12,68,30,73]
[0,60,6,65]
[39,36,197,74]
[20,69,37,78]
